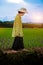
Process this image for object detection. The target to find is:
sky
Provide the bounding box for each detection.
[0,0,43,23]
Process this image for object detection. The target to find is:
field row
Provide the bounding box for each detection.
[0,28,43,49]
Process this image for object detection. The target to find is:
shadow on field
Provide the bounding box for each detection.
[0,47,43,65]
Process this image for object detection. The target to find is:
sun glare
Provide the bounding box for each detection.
[32,13,42,23]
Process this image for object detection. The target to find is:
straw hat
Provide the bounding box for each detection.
[18,8,28,13]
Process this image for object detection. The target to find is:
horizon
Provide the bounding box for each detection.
[0,20,43,24]
[0,0,43,23]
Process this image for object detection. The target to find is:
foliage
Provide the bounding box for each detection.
[0,20,43,28]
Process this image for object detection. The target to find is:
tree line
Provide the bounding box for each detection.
[0,20,13,28]
[0,20,43,28]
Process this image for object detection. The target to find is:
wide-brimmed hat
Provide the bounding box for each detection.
[18,8,28,13]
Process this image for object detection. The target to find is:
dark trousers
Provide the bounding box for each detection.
[12,36,24,50]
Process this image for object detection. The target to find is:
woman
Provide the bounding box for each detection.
[12,8,28,51]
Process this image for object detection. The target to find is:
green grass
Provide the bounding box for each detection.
[0,28,43,49]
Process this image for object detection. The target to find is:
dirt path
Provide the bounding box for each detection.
[2,49,29,54]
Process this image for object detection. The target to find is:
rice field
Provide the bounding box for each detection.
[0,28,43,49]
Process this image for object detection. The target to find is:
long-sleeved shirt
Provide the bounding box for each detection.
[12,14,23,37]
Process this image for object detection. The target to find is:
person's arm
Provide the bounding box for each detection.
[15,15,20,36]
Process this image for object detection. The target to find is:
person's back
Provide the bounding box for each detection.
[12,14,23,37]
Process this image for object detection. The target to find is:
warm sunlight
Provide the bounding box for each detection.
[34,16,41,22]
[32,13,43,23]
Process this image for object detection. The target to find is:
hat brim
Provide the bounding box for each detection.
[18,10,28,13]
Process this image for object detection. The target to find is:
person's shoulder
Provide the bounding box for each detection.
[15,14,20,19]
[16,14,20,18]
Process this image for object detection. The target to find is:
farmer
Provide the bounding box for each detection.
[12,8,28,51]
